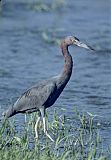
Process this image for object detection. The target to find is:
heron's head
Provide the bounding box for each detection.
[64,36,94,50]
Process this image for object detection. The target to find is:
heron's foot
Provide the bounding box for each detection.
[35,136,39,141]
[39,108,54,142]
[45,130,54,142]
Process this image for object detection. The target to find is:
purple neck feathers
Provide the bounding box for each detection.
[60,42,73,80]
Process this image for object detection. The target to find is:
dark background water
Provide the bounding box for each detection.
[0,0,111,156]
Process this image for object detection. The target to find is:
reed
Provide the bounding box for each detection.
[0,110,108,160]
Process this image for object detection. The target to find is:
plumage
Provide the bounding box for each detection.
[2,36,93,141]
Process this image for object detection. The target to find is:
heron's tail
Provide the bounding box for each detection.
[1,105,16,121]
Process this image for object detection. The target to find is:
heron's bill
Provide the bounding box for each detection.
[74,40,94,50]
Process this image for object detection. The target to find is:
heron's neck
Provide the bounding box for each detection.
[60,42,73,82]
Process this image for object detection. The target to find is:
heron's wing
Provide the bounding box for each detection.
[13,81,57,113]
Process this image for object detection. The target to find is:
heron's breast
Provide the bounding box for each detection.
[44,88,64,108]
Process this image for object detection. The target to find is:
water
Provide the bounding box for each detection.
[0,0,111,156]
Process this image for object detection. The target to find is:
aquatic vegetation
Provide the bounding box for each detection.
[0,111,108,160]
[40,27,66,45]
[29,0,65,12]
[41,32,60,45]
[0,0,2,13]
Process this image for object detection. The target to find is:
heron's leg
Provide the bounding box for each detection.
[25,114,27,123]
[35,112,41,139]
[40,107,54,142]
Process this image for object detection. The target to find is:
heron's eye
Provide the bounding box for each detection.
[71,39,74,42]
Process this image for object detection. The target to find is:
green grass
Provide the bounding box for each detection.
[0,110,108,160]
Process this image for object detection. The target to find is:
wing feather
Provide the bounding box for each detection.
[13,81,57,113]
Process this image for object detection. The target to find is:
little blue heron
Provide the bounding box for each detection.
[2,36,93,142]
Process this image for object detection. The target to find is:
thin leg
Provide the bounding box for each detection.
[35,116,41,139]
[40,107,54,142]
[25,114,27,123]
